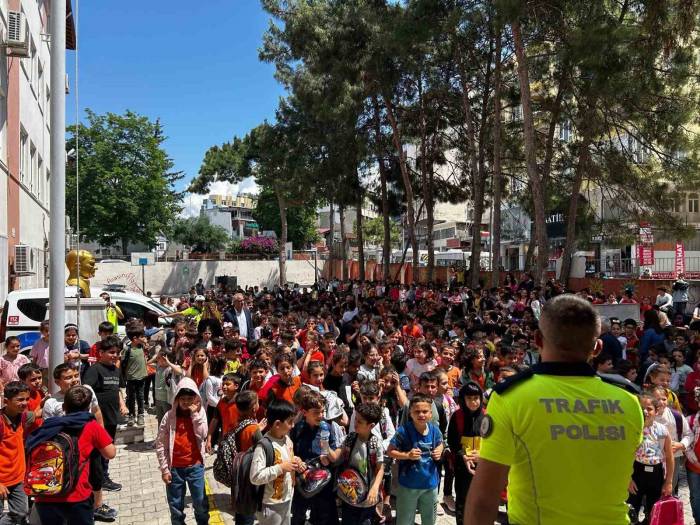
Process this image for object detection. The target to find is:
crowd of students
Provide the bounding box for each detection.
[3,276,700,524]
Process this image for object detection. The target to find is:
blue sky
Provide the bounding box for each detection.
[66,0,284,216]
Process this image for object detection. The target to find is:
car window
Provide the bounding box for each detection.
[115,301,148,326]
[17,298,49,322]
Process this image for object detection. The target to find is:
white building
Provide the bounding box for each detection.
[1,2,74,303]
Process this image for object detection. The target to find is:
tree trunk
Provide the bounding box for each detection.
[356,192,365,281]
[491,25,503,287]
[379,158,391,283]
[512,19,549,285]
[328,198,335,274]
[423,170,435,283]
[456,45,486,288]
[559,133,592,285]
[371,95,392,283]
[339,204,347,281]
[524,221,536,271]
[274,185,288,286]
[122,238,128,256]
[382,93,419,280]
[394,200,425,283]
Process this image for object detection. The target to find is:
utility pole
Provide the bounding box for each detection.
[48,0,66,391]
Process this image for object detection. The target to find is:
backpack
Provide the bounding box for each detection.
[337,432,382,505]
[670,408,684,441]
[233,436,275,515]
[24,427,85,497]
[213,418,258,488]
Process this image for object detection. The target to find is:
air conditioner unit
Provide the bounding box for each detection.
[14,244,36,274]
[5,11,28,57]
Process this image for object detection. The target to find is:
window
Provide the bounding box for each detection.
[19,129,28,183]
[29,143,36,193]
[38,62,44,110]
[559,120,572,143]
[511,104,523,122]
[17,298,48,322]
[45,87,50,127]
[37,156,43,201]
[115,302,148,326]
[672,198,684,213]
[45,168,50,206]
[689,193,699,213]
[29,38,36,86]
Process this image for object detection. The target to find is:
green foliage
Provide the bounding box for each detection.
[356,216,401,248]
[66,110,183,254]
[254,186,319,248]
[171,216,229,253]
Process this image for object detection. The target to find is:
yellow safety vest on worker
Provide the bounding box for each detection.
[479,362,644,525]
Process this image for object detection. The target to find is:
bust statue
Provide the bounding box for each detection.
[66,250,96,298]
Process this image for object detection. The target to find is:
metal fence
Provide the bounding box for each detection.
[498,255,700,279]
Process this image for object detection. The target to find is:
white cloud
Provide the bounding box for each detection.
[179,178,260,218]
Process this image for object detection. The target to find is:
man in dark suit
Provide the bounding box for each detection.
[224,293,254,341]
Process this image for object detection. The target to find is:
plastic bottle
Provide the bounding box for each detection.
[313,421,331,456]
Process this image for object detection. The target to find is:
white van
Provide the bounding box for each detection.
[0,287,174,352]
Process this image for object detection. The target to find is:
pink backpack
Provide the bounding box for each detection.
[649,496,684,525]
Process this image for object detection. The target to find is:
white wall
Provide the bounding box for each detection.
[90,259,324,295]
[16,0,49,290]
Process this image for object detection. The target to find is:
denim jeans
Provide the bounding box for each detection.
[687,468,700,523]
[166,464,209,525]
[0,483,27,525]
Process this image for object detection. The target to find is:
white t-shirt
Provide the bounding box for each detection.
[43,384,99,419]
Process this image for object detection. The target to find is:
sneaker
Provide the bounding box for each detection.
[126,416,135,427]
[436,503,445,516]
[443,495,456,513]
[136,414,145,427]
[116,423,126,431]
[94,504,117,522]
[102,478,122,492]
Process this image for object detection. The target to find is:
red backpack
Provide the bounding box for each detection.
[24,428,85,497]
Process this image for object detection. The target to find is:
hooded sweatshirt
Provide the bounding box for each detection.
[155,377,208,475]
[447,381,485,474]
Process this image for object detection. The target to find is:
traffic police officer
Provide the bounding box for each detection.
[465,294,644,525]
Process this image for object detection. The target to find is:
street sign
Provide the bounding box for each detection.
[131,252,155,266]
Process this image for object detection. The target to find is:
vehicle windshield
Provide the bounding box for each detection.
[148,299,172,316]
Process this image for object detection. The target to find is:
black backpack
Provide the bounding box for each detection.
[233,436,275,515]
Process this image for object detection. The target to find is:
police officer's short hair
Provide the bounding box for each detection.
[539,294,600,355]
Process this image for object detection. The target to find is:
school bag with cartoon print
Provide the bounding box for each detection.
[337,432,383,505]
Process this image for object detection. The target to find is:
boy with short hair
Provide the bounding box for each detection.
[0,382,32,525]
[18,363,45,432]
[32,385,116,525]
[42,363,114,522]
[206,373,242,452]
[155,378,209,525]
[340,403,385,525]
[259,354,302,408]
[250,400,301,525]
[388,394,444,525]
[224,340,244,375]
[290,390,341,525]
[83,336,128,493]
[88,322,116,368]
[121,320,149,427]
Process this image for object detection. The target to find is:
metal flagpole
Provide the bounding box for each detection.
[48,0,67,391]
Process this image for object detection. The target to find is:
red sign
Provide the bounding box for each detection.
[639,245,655,266]
[7,315,18,326]
[675,240,685,277]
[649,271,700,280]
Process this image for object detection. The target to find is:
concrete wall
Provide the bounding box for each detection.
[91,259,324,295]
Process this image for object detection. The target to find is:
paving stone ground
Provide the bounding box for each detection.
[106,411,697,525]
